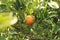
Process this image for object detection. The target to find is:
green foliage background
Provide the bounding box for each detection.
[0,0,60,40]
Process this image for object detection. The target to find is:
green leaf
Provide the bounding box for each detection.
[0,12,18,30]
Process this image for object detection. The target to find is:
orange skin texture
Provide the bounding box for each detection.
[25,15,35,25]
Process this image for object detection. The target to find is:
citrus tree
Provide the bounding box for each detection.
[0,0,60,40]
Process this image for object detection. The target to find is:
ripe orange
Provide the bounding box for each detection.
[25,15,35,25]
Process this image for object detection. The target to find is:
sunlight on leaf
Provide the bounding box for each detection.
[9,16,18,25]
[48,1,59,9]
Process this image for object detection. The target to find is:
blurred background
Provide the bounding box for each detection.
[0,0,60,40]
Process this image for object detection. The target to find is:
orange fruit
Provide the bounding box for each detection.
[25,15,35,25]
